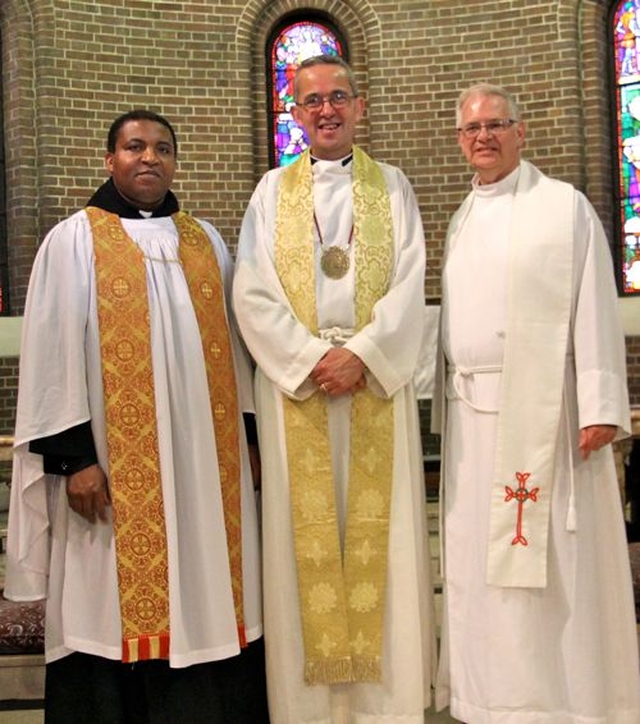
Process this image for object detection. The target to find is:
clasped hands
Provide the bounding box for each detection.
[310,347,366,397]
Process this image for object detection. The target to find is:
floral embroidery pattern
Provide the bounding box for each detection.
[301,489,330,522]
[349,582,379,613]
[309,583,338,614]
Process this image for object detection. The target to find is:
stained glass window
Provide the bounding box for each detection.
[613,1,640,294]
[267,16,347,167]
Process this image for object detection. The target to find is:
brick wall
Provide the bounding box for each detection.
[0,356,18,435]
[0,0,638,435]
[628,336,640,406]
[0,0,628,302]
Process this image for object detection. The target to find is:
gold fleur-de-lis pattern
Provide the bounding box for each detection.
[275,147,395,685]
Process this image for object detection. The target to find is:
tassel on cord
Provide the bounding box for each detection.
[565,494,577,532]
[564,387,578,533]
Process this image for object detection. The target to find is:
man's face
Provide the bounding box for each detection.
[457,93,525,184]
[292,63,364,161]
[105,119,176,210]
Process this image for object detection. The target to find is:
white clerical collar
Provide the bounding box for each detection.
[472,163,521,197]
[310,152,353,167]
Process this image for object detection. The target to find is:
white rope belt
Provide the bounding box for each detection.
[448,364,502,413]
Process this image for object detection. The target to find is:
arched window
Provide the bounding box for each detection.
[266,14,348,168]
[612,0,640,294]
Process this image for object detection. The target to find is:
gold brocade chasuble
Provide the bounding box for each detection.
[274,147,395,684]
[87,207,246,662]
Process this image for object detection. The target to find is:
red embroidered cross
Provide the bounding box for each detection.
[504,471,539,546]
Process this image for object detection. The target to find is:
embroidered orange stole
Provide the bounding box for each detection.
[88,207,245,661]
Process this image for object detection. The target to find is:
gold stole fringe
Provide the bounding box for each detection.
[88,207,244,660]
[274,147,395,684]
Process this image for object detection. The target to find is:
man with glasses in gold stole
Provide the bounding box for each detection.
[233,55,435,723]
[5,110,268,723]
[433,83,640,722]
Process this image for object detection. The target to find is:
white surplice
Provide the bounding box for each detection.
[5,211,262,668]
[233,157,435,723]
[436,163,640,723]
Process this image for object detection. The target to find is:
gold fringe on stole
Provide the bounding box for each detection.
[87,206,170,663]
[173,212,246,645]
[274,147,394,684]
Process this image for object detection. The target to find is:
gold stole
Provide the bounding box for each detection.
[174,212,246,644]
[274,147,395,684]
[88,207,245,661]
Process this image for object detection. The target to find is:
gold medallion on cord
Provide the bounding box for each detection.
[320,247,350,279]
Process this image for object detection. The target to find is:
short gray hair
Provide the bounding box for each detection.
[455,83,521,127]
[293,54,359,99]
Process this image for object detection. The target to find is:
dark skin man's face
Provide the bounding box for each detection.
[105,119,176,211]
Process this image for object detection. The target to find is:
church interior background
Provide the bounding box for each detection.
[0,0,640,714]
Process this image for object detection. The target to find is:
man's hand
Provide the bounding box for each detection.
[66,464,110,523]
[578,424,617,460]
[310,348,366,396]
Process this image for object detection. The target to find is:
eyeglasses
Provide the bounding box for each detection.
[296,90,356,112]
[457,118,517,139]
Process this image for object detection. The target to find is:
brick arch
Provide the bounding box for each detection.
[551,0,625,230]
[546,0,619,263]
[0,0,56,312]
[236,0,381,179]
[576,0,616,230]
[521,0,613,227]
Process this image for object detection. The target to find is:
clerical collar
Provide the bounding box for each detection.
[85,177,180,219]
[310,153,353,166]
[471,163,520,194]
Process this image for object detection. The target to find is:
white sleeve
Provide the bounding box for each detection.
[572,193,631,437]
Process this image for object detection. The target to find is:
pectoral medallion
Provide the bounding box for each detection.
[320,246,350,279]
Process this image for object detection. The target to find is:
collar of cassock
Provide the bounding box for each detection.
[86,177,180,218]
[310,153,353,166]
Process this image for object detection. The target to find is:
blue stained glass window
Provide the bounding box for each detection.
[267,18,346,167]
[613,1,640,293]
